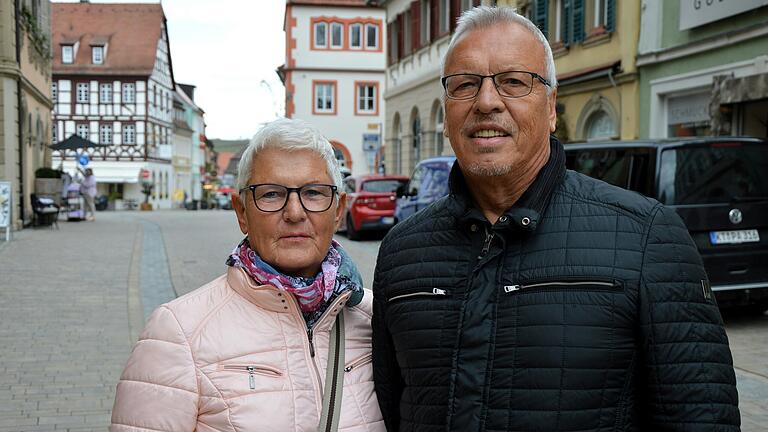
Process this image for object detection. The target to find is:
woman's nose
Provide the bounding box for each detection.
[282,191,306,221]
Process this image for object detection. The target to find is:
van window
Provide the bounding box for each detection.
[658,142,768,205]
[408,166,425,196]
[420,164,450,200]
[570,149,631,189]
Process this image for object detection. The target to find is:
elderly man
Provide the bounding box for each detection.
[372,6,739,432]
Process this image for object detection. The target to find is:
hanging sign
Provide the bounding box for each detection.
[78,153,90,166]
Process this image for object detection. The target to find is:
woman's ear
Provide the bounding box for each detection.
[334,192,347,229]
[232,193,249,235]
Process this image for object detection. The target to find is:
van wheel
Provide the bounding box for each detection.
[346,215,361,240]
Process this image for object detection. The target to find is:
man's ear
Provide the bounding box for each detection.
[232,193,249,235]
[548,88,558,133]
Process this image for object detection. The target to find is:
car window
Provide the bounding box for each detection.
[362,179,407,193]
[420,165,449,200]
[658,142,768,205]
[569,149,631,189]
[408,166,425,196]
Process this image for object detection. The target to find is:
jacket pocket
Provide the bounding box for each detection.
[388,287,451,303]
[344,352,373,373]
[501,278,623,295]
[218,364,283,390]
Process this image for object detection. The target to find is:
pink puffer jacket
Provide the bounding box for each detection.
[110,266,385,431]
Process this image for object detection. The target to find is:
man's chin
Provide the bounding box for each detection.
[465,163,512,177]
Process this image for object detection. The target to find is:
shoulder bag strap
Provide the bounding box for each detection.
[318,312,345,432]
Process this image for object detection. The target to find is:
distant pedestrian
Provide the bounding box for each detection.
[110,118,384,431]
[79,168,96,221]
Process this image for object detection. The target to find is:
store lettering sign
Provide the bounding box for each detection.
[680,0,768,30]
[668,93,710,125]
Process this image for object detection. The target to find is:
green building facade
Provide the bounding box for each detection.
[637,0,768,139]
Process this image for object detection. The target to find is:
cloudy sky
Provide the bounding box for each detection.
[53,0,287,140]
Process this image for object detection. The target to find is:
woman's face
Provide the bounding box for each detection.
[232,147,345,278]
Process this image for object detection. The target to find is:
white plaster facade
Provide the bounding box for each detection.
[284,3,387,176]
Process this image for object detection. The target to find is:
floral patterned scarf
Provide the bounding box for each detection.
[226,237,363,329]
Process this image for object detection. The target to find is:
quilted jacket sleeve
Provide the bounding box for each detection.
[372,256,404,432]
[110,306,199,431]
[638,205,740,430]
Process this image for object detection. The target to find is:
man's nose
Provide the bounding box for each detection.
[282,191,306,221]
[474,77,505,113]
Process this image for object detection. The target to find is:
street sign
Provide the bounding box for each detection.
[363,133,380,151]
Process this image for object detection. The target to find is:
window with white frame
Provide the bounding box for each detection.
[62,45,74,64]
[76,123,89,139]
[99,83,112,103]
[366,23,379,49]
[330,23,343,48]
[92,46,104,64]
[51,83,57,102]
[76,83,89,103]
[594,0,608,28]
[403,11,412,56]
[357,83,377,114]
[314,22,327,48]
[123,124,136,144]
[350,24,362,49]
[99,123,113,144]
[122,83,135,103]
[314,82,335,113]
[440,0,450,33]
[420,0,431,45]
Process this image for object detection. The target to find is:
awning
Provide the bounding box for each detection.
[57,160,145,184]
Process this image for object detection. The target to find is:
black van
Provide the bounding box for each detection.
[564,137,768,311]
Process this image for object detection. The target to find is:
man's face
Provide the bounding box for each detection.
[443,23,557,178]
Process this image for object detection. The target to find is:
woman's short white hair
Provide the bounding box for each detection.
[442,6,558,92]
[236,118,343,192]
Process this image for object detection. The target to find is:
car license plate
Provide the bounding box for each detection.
[710,229,760,245]
[381,216,395,225]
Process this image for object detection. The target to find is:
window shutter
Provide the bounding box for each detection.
[397,14,404,60]
[412,1,421,51]
[387,22,393,65]
[606,0,616,32]
[533,0,549,39]
[450,0,460,32]
[572,0,584,43]
[430,0,439,40]
[563,0,572,46]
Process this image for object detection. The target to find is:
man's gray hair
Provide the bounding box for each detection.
[442,6,558,92]
[236,118,343,192]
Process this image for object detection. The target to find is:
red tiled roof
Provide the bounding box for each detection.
[52,2,165,76]
[216,152,235,177]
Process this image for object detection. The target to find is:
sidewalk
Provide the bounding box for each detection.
[0,213,142,431]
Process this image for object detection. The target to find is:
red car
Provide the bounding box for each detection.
[338,175,408,240]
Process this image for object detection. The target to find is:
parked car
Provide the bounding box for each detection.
[564,137,768,311]
[338,174,408,240]
[395,156,457,223]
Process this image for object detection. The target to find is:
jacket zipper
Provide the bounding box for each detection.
[503,280,621,293]
[344,352,373,373]
[388,287,448,302]
[478,226,494,260]
[219,364,282,389]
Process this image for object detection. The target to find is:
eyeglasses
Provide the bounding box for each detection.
[240,183,338,213]
[441,70,551,100]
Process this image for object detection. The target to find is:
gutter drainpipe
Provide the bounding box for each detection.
[15,0,26,224]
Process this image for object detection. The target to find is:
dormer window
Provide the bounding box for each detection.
[92,46,104,64]
[62,45,74,64]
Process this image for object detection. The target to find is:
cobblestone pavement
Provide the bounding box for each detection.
[0,210,766,430]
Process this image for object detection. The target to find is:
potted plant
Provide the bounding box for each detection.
[140,183,153,211]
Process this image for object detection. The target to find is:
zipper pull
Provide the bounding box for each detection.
[247,366,256,389]
[478,227,494,259]
[432,288,446,295]
[307,329,315,357]
[344,365,354,372]
[504,285,521,293]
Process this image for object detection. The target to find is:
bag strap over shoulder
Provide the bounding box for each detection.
[319,312,345,432]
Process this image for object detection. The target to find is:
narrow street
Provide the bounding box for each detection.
[0,210,765,430]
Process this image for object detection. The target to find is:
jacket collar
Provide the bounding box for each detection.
[449,135,566,232]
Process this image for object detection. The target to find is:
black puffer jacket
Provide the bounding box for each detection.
[372,138,739,432]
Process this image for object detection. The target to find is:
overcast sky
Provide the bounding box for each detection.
[52,0,287,140]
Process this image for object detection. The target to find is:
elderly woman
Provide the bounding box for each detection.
[110,118,384,431]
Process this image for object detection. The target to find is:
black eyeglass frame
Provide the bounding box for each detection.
[441,70,552,100]
[239,183,339,213]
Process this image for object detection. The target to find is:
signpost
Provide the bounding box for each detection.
[0,181,12,242]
